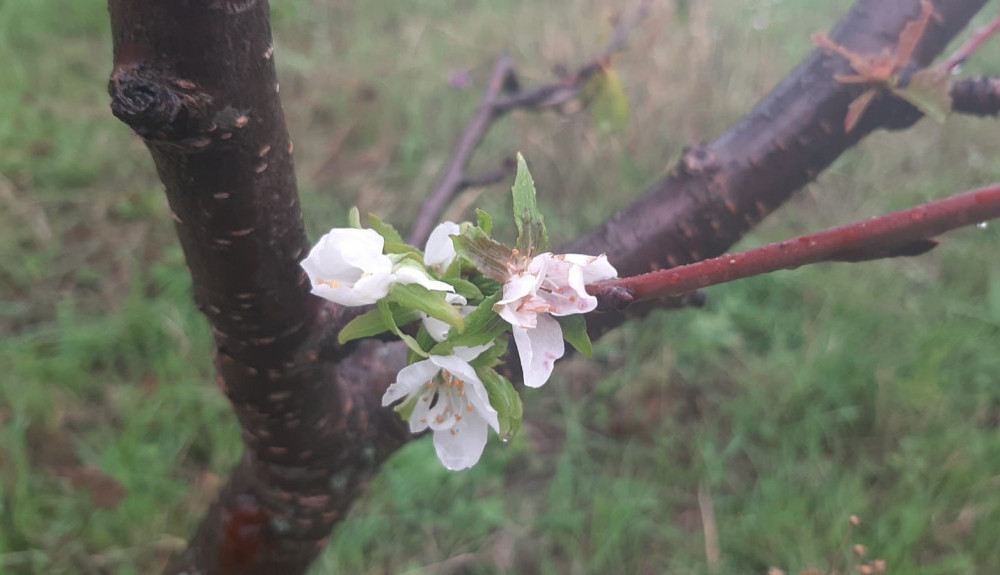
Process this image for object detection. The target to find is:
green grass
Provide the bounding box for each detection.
[2,0,999,573]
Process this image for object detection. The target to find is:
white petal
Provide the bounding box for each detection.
[568,253,618,283]
[408,389,435,433]
[429,353,482,384]
[301,228,395,306]
[495,274,545,328]
[512,315,565,388]
[433,411,489,471]
[461,375,500,433]
[421,315,453,342]
[393,265,455,293]
[450,344,494,363]
[381,360,439,406]
[545,264,598,316]
[424,221,461,270]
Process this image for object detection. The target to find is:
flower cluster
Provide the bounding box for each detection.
[496,253,617,387]
[300,154,617,470]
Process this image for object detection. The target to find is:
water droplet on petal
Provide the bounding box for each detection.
[977,221,989,230]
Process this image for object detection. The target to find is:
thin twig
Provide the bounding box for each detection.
[408,1,653,245]
[941,9,1000,72]
[408,55,516,245]
[589,182,1000,310]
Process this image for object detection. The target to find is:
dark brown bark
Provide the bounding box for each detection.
[105,1,988,574]
[952,76,1000,116]
[108,2,407,574]
[566,0,989,335]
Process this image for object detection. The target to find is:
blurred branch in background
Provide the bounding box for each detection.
[408,0,652,246]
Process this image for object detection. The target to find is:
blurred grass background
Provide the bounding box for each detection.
[1,0,999,573]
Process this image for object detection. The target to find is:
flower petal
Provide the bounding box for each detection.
[424,221,461,270]
[512,314,565,388]
[382,360,439,406]
[433,410,489,471]
[394,265,455,293]
[450,343,494,363]
[301,228,395,306]
[564,253,618,283]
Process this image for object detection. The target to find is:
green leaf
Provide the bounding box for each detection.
[367,213,405,244]
[511,153,548,254]
[584,64,630,133]
[469,336,508,369]
[429,293,508,355]
[476,208,494,236]
[448,277,484,302]
[338,305,421,344]
[477,368,523,441]
[453,226,514,282]
[348,206,362,229]
[892,69,951,124]
[557,314,593,357]
[383,242,422,257]
[377,299,428,358]
[391,283,465,332]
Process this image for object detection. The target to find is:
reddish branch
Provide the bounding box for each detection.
[566,0,989,336]
[942,8,1000,71]
[104,1,993,574]
[589,183,1000,309]
[407,0,652,246]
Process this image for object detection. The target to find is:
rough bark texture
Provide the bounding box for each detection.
[108,2,408,574]
[105,0,987,574]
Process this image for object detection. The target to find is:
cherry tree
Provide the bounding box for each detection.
[106,0,999,573]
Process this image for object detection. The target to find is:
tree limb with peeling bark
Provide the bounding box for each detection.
[105,0,998,573]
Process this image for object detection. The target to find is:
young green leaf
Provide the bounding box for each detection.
[511,153,548,254]
[448,277,484,302]
[377,300,428,357]
[477,368,523,441]
[584,64,630,133]
[469,336,508,369]
[429,293,508,355]
[556,314,593,357]
[452,226,514,282]
[348,206,362,229]
[476,208,494,236]
[367,213,405,244]
[338,304,422,344]
[391,283,465,332]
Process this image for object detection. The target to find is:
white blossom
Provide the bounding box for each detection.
[495,252,617,387]
[382,345,499,470]
[424,221,461,272]
[302,228,453,307]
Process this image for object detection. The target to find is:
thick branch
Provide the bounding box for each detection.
[590,183,1000,308]
[108,2,406,574]
[566,0,989,336]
